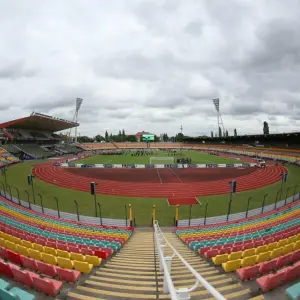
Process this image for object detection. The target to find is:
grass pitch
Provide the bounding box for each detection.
[1,151,300,226]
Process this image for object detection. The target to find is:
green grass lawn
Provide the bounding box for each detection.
[1,154,300,226]
[76,150,247,165]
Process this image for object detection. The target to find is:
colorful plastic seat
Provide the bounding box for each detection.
[42,253,57,266]
[37,261,57,277]
[85,255,101,266]
[33,277,63,296]
[241,255,257,268]
[222,259,241,272]
[286,282,300,300]
[57,257,74,269]
[57,267,80,283]
[73,260,93,273]
[236,265,260,281]
[212,254,228,265]
[21,256,39,272]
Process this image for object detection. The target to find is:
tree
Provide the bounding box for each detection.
[109,133,113,141]
[122,129,125,141]
[154,135,160,142]
[126,135,137,142]
[105,130,109,142]
[263,121,269,135]
[226,130,229,137]
[211,131,214,138]
[176,132,184,142]
[95,135,104,142]
[219,127,222,137]
[234,128,237,137]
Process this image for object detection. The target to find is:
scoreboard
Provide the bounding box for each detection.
[142,134,154,141]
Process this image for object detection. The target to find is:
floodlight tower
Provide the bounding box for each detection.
[212,98,226,137]
[180,119,183,134]
[74,98,83,144]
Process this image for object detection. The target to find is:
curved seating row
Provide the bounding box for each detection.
[0,196,134,297]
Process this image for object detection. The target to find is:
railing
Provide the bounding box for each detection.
[153,220,226,300]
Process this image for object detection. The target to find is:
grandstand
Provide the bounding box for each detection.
[0,112,80,159]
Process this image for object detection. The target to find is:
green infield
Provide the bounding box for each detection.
[76,150,246,165]
[1,155,300,226]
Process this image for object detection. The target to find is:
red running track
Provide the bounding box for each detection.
[33,162,287,205]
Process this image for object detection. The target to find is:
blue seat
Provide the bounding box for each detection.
[0,288,15,300]
[10,287,36,300]
[0,278,10,290]
[286,282,300,300]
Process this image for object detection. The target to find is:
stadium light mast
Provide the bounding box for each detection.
[74,98,83,144]
[212,98,226,137]
[180,119,183,134]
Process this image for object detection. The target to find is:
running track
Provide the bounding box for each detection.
[33,162,287,205]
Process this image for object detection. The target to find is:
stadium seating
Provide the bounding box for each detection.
[0,277,35,300]
[0,196,133,296]
[175,200,300,294]
[13,144,55,158]
[0,147,19,166]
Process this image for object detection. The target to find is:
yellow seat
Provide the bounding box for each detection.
[10,237,20,245]
[294,241,300,251]
[33,243,45,253]
[5,240,17,252]
[282,243,294,255]
[270,247,283,259]
[0,232,5,239]
[212,254,228,265]
[241,255,257,267]
[70,253,85,262]
[42,253,57,266]
[44,246,57,256]
[296,234,300,241]
[85,255,101,266]
[16,245,29,257]
[73,260,93,273]
[222,259,241,272]
[256,251,271,263]
[255,245,267,255]
[242,248,255,258]
[6,235,14,242]
[28,249,42,261]
[228,251,242,261]
[57,249,71,259]
[0,237,5,247]
[57,257,74,269]
[277,239,288,248]
[22,240,33,249]
[288,236,297,244]
[267,242,278,251]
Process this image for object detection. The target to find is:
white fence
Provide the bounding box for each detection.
[154,220,226,300]
[0,190,129,227]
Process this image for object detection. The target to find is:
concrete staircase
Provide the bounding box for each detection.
[66,230,258,300]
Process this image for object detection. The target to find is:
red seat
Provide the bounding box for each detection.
[212,245,222,250]
[219,247,231,255]
[12,268,39,287]
[0,247,8,260]
[259,259,277,274]
[232,245,242,252]
[291,250,300,263]
[256,273,284,292]
[57,243,69,251]
[283,264,300,282]
[69,245,81,253]
[33,277,63,296]
[276,253,293,269]
[94,249,109,260]
[255,241,264,247]
[81,248,94,256]
[27,236,36,243]
[243,243,255,250]
[236,265,260,281]
[57,267,80,283]
[204,249,219,259]
[6,250,22,266]
[199,247,210,255]
[37,261,57,277]
[46,241,57,248]
[37,238,47,246]
[21,256,38,272]
[0,260,14,278]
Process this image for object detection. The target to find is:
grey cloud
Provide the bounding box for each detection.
[0,60,36,79]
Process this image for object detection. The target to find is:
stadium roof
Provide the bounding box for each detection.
[0,112,79,132]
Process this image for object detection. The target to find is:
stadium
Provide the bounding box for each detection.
[0,105,300,300]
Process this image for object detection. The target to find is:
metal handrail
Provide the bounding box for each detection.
[153,220,226,300]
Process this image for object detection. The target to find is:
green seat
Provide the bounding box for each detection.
[286,282,300,300]
[9,287,35,300]
[0,288,15,300]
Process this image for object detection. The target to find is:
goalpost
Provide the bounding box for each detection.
[150,157,174,164]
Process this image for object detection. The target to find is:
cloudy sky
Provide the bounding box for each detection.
[1,0,300,137]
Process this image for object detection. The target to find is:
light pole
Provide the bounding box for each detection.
[74,200,79,221]
[245,197,252,218]
[1,182,6,198]
[24,190,31,210]
[54,197,60,218]
[27,174,36,204]
[284,187,291,206]
[14,187,21,206]
[97,202,102,225]
[204,202,208,225]
[37,193,44,213]
[262,193,268,214]
[90,182,98,217]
